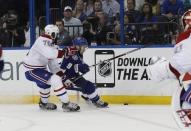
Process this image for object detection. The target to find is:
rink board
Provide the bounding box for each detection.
[0,95,171,104]
[0,47,177,104]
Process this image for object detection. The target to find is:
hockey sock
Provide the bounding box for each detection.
[88,91,100,102]
[54,86,69,103]
[39,88,51,103]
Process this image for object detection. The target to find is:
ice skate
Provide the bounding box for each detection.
[81,94,89,101]
[62,102,80,112]
[93,99,108,108]
[81,94,92,105]
[39,100,57,110]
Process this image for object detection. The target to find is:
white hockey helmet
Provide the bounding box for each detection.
[181,9,191,31]
[44,24,59,39]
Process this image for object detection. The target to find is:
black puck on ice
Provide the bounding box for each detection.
[123,103,128,105]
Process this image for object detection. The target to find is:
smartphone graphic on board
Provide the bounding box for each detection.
[95,50,115,88]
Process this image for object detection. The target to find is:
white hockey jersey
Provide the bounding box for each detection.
[23,35,64,73]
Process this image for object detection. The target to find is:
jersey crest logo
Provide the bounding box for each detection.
[98,60,112,77]
[66,63,73,69]
[72,55,78,60]
[44,73,49,78]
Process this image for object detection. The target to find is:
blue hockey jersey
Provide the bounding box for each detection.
[60,54,89,79]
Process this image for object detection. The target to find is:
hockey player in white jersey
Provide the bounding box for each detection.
[23,24,80,112]
[146,9,191,128]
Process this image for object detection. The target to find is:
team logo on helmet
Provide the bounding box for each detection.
[98,60,112,77]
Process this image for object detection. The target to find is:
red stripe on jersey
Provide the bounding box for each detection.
[56,71,64,77]
[41,34,52,39]
[57,50,64,58]
[183,73,191,81]
[169,63,180,79]
[176,29,191,44]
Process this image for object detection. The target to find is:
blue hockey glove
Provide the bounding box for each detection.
[62,74,74,89]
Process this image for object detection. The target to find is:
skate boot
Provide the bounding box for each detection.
[93,99,108,108]
[81,95,89,101]
[62,102,80,112]
[39,100,57,110]
[81,94,92,105]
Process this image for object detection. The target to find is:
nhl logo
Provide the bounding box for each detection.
[98,60,112,77]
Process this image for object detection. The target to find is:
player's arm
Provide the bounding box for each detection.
[48,59,63,74]
[36,40,64,59]
[73,55,90,74]
[39,44,78,59]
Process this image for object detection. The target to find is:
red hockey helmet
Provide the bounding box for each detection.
[181,9,191,31]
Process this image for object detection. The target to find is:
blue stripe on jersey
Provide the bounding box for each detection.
[56,91,67,97]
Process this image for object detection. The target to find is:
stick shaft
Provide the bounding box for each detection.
[89,44,151,68]
[72,45,152,82]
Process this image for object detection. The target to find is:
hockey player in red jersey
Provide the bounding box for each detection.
[147,9,191,129]
[147,9,191,83]
[24,24,80,112]
[176,9,191,81]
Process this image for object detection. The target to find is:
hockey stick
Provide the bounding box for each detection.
[72,44,153,83]
[89,44,153,68]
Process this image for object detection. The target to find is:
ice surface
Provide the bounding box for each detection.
[0,104,179,131]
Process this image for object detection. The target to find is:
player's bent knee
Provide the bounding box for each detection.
[81,81,96,94]
[146,56,176,82]
[49,74,63,89]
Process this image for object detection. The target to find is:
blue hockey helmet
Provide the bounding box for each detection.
[72,37,88,46]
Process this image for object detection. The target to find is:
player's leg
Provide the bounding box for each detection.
[49,74,80,111]
[180,83,191,110]
[74,77,108,108]
[25,69,57,110]
[38,87,58,110]
[171,77,191,129]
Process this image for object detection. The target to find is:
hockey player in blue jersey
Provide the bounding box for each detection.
[61,37,108,108]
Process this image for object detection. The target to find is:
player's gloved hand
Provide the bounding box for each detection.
[74,63,90,74]
[63,46,78,57]
[62,74,74,89]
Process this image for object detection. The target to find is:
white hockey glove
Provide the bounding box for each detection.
[147,56,174,82]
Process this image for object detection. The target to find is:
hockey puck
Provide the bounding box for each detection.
[123,103,128,105]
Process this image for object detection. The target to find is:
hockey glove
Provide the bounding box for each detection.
[74,63,90,74]
[62,74,74,89]
[63,46,78,57]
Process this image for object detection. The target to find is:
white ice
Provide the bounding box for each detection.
[0,104,180,131]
